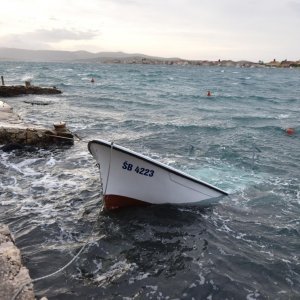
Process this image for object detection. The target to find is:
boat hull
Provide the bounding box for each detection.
[88,140,228,210]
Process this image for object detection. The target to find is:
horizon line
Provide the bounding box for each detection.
[1,47,299,63]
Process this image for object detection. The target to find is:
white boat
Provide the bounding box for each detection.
[88,139,228,210]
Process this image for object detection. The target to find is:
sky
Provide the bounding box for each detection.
[0,0,299,62]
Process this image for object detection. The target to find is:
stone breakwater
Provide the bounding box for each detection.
[0,85,61,97]
[0,224,35,300]
[0,101,74,147]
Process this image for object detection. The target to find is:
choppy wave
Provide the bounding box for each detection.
[0,62,299,299]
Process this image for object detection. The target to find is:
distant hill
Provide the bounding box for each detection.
[0,47,170,62]
[0,48,95,61]
[1,48,299,68]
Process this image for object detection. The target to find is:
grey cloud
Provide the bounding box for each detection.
[0,28,100,50]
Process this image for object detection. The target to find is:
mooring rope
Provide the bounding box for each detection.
[45,133,90,144]
[11,141,114,300]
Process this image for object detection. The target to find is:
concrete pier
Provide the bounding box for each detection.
[0,101,74,147]
[0,224,35,300]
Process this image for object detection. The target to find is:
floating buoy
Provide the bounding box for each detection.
[91,78,95,83]
[207,90,211,96]
[285,128,295,135]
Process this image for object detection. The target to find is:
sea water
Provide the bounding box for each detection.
[0,62,299,299]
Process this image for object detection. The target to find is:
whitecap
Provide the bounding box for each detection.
[46,157,56,167]
[198,272,205,285]
[93,260,136,287]
[246,291,261,300]
[8,158,43,176]
[128,272,150,284]
[276,114,290,119]
[21,74,34,82]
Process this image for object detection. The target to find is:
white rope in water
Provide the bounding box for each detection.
[11,141,114,300]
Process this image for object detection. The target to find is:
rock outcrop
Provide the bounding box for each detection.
[0,85,61,97]
[0,224,35,300]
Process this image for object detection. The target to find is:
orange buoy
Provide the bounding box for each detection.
[91,78,95,83]
[207,90,211,96]
[285,128,295,135]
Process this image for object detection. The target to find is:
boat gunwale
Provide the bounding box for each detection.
[88,139,228,196]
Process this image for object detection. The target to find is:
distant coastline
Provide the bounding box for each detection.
[81,57,300,68]
[0,47,299,68]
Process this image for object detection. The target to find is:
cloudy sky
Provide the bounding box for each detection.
[0,0,299,61]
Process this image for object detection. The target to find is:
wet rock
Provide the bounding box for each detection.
[0,143,24,152]
[0,85,62,97]
[0,224,35,300]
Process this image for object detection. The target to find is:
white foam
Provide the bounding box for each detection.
[129,272,150,284]
[21,74,34,82]
[198,273,205,285]
[93,260,136,287]
[188,164,265,193]
[246,291,261,300]
[46,157,56,167]
[12,158,43,176]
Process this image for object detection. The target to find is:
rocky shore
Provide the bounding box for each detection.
[0,224,35,300]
